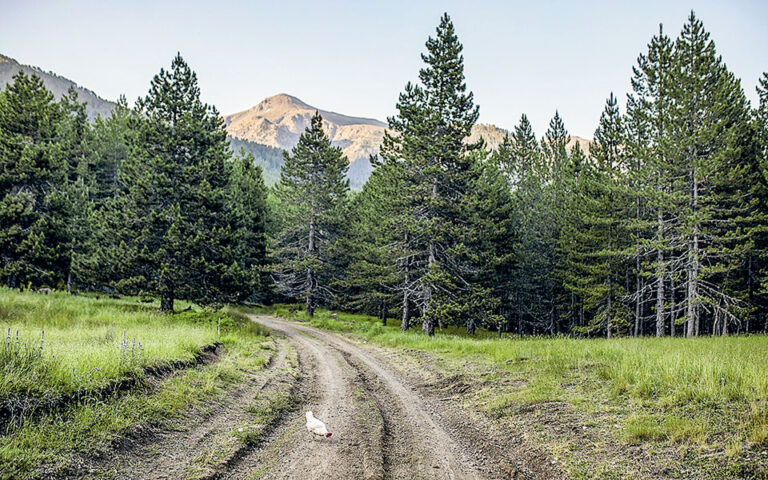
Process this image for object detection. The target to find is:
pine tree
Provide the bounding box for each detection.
[490,117,540,333]
[272,112,349,316]
[755,74,768,326]
[225,152,269,302]
[472,151,515,335]
[758,74,768,166]
[565,94,631,337]
[626,24,675,337]
[88,96,134,201]
[342,160,400,324]
[539,111,573,334]
[501,115,553,334]
[703,69,764,335]
[72,97,137,292]
[0,72,68,289]
[118,54,241,311]
[378,13,483,335]
[668,12,754,336]
[558,143,590,333]
[494,114,540,188]
[58,87,93,294]
[541,111,571,186]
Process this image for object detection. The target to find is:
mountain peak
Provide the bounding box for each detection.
[225,94,387,159]
[229,93,385,129]
[224,93,592,189]
[253,93,312,111]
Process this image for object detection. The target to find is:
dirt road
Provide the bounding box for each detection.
[239,315,484,480]
[96,315,560,480]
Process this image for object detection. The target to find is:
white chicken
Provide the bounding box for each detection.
[305,411,332,438]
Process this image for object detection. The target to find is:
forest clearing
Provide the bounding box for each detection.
[1,292,766,478]
[2,2,768,479]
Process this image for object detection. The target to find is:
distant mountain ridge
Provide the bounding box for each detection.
[0,54,592,188]
[225,94,387,187]
[0,53,116,120]
[224,94,592,188]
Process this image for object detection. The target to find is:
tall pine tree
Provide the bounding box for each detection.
[378,13,483,335]
[565,94,631,337]
[272,112,349,316]
[118,54,243,311]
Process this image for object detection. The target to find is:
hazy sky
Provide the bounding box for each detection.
[2,0,766,138]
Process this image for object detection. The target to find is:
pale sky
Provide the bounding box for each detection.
[1,0,766,138]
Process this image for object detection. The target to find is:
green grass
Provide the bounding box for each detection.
[259,304,768,409]
[0,288,273,479]
[257,304,768,478]
[0,288,226,402]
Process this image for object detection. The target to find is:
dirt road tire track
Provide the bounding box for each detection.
[85,315,563,480]
[226,316,385,480]
[245,315,486,480]
[94,337,294,480]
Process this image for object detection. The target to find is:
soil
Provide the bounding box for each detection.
[84,316,564,480]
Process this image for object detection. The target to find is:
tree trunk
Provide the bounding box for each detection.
[423,238,436,337]
[401,232,411,332]
[305,295,315,317]
[634,267,641,337]
[160,286,174,313]
[634,180,642,337]
[401,294,410,331]
[606,277,613,339]
[686,247,698,338]
[423,318,435,336]
[67,270,72,295]
[686,150,699,338]
[422,181,438,337]
[669,276,676,337]
[655,207,666,337]
[746,255,753,334]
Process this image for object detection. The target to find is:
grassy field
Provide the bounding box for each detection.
[0,288,273,479]
[257,304,768,479]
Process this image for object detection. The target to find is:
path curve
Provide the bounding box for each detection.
[245,315,484,480]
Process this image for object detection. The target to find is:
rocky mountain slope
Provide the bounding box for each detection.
[225,94,592,187]
[468,122,591,154]
[0,53,116,120]
[224,94,386,184]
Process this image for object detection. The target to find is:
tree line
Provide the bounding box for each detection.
[0,55,268,311]
[2,12,767,337]
[274,12,768,338]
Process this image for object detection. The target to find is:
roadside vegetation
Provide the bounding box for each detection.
[256,304,768,478]
[0,289,273,479]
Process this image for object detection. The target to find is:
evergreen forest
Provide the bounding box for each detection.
[3,11,767,340]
